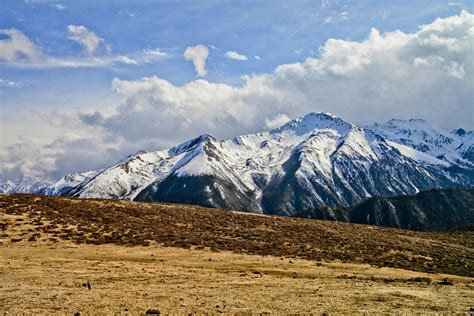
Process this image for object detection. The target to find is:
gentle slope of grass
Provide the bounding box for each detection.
[1,194,473,313]
[1,242,473,314]
[1,194,472,276]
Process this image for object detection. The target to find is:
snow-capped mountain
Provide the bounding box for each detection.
[368,119,474,168]
[0,180,17,194]
[39,171,98,196]
[0,177,50,194]
[2,112,473,216]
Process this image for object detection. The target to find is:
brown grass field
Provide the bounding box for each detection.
[1,194,473,313]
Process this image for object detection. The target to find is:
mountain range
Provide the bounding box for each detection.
[2,112,473,218]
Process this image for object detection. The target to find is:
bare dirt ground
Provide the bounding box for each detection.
[1,194,473,313]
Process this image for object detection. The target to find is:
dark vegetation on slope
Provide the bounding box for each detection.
[293,187,474,231]
[347,187,474,231]
[1,194,472,277]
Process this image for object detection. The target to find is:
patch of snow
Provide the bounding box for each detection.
[387,141,451,166]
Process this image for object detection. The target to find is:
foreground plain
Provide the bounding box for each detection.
[2,242,473,314]
[1,194,473,313]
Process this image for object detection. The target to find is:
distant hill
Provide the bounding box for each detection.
[348,187,474,230]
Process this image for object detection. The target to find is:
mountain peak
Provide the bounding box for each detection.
[454,128,466,136]
[272,111,352,135]
[115,149,148,165]
[169,134,216,156]
[385,118,435,131]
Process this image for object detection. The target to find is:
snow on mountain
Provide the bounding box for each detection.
[0,179,18,194]
[70,148,184,199]
[3,112,473,217]
[368,118,473,167]
[272,112,353,136]
[386,141,450,167]
[40,171,98,196]
[0,177,50,194]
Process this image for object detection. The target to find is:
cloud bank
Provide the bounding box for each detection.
[1,11,473,182]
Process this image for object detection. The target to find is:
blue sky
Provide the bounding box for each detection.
[1,0,470,109]
[0,0,473,181]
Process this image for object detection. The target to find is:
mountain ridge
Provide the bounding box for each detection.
[348,186,474,231]
[2,112,473,217]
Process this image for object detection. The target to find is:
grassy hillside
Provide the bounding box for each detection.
[1,194,473,313]
[1,194,472,277]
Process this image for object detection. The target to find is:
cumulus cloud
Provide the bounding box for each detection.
[265,114,290,129]
[0,110,100,180]
[224,50,248,61]
[67,25,102,55]
[2,11,473,182]
[87,10,474,136]
[184,44,209,77]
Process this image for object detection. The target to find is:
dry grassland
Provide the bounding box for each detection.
[1,194,473,313]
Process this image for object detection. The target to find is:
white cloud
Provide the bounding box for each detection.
[137,48,168,62]
[67,25,102,55]
[254,55,261,60]
[119,10,136,18]
[224,50,248,61]
[26,55,151,68]
[2,11,473,181]
[0,28,167,68]
[0,109,106,180]
[0,79,21,87]
[372,11,390,20]
[323,11,349,24]
[445,61,465,78]
[265,114,290,129]
[0,29,41,62]
[3,53,167,69]
[184,44,209,77]
[91,10,474,137]
[53,3,65,10]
